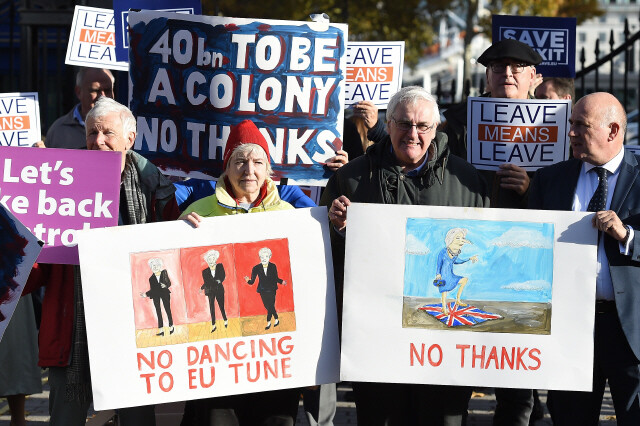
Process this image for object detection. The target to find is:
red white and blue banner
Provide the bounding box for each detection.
[128,11,347,185]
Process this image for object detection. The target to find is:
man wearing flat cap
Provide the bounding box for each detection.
[440,39,543,426]
[443,39,542,209]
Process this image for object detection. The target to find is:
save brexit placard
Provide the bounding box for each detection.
[341,204,597,391]
[76,208,340,410]
[345,41,404,108]
[493,15,577,78]
[0,147,121,264]
[128,10,347,185]
[467,97,571,171]
[113,0,202,62]
[65,6,129,71]
[0,93,41,147]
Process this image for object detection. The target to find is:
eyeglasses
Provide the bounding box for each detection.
[489,62,530,74]
[391,117,435,134]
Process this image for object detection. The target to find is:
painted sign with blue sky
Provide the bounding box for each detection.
[403,218,554,333]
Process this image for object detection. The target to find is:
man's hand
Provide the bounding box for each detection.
[329,195,350,231]
[353,101,379,129]
[497,163,530,195]
[529,73,543,98]
[325,149,349,171]
[593,210,628,241]
[33,141,46,148]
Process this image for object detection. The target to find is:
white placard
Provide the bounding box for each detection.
[77,207,340,410]
[467,97,571,171]
[0,92,41,147]
[341,203,596,391]
[345,41,405,108]
[65,6,129,71]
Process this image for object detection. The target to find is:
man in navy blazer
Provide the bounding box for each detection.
[529,92,640,425]
[244,247,287,330]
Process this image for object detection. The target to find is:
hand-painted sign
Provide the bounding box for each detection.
[128,11,347,185]
[0,205,42,341]
[113,0,202,62]
[467,97,571,171]
[77,207,340,409]
[345,41,404,108]
[65,6,129,71]
[341,203,597,391]
[0,93,41,147]
[493,15,577,78]
[0,147,121,264]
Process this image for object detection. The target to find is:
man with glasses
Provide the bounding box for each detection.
[441,39,543,426]
[443,39,542,209]
[321,86,489,425]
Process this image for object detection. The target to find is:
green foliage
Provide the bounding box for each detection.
[481,0,604,37]
[202,0,443,68]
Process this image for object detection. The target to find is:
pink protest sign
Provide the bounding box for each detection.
[0,146,121,264]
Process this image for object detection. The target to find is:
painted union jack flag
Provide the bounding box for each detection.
[419,303,503,327]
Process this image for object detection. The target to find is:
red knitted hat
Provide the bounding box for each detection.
[222,120,270,170]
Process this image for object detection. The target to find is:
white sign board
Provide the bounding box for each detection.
[77,207,340,410]
[0,92,41,147]
[341,203,597,391]
[345,41,404,108]
[65,6,129,71]
[467,97,571,171]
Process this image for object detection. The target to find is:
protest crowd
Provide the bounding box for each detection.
[1,5,640,426]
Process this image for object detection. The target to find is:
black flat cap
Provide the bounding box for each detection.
[477,39,543,66]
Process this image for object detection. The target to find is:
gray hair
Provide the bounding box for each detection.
[386,86,440,126]
[221,143,273,178]
[75,67,114,87]
[85,97,136,140]
[148,257,163,268]
[203,249,220,263]
[445,228,468,247]
[258,247,272,258]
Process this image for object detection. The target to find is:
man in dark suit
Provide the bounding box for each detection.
[529,92,640,425]
[141,258,174,336]
[201,249,227,332]
[244,247,287,330]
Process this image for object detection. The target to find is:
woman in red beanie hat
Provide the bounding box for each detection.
[179,120,299,425]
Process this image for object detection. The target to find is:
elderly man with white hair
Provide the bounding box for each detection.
[321,86,489,425]
[24,96,179,426]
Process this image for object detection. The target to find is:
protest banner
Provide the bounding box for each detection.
[345,41,404,108]
[113,0,202,62]
[0,93,41,147]
[128,10,348,185]
[493,15,577,78]
[466,97,571,171]
[0,146,121,264]
[340,203,596,391]
[65,5,128,71]
[0,205,42,341]
[76,207,340,410]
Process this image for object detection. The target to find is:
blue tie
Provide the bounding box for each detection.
[587,167,608,212]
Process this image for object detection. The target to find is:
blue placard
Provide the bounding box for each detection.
[492,15,576,78]
[128,11,347,185]
[113,0,202,62]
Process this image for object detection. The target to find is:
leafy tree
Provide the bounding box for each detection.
[202,0,445,67]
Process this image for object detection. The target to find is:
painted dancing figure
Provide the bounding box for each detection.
[244,247,286,330]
